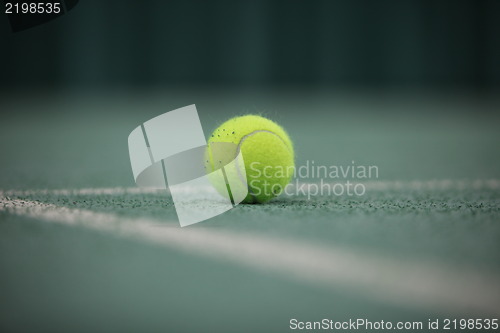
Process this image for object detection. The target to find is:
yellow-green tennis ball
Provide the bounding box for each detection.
[207,115,294,203]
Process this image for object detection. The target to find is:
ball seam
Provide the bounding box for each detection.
[235,130,293,203]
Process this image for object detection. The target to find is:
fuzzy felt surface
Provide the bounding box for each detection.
[208,115,295,203]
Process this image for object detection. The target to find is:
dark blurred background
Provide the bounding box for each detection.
[1,0,499,90]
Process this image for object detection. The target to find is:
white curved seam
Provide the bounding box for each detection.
[234,130,293,202]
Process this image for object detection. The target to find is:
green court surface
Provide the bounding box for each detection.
[1,90,499,332]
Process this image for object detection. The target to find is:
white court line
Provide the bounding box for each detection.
[1,179,499,197]
[1,195,499,317]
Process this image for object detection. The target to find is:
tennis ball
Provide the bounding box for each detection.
[206,115,294,203]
